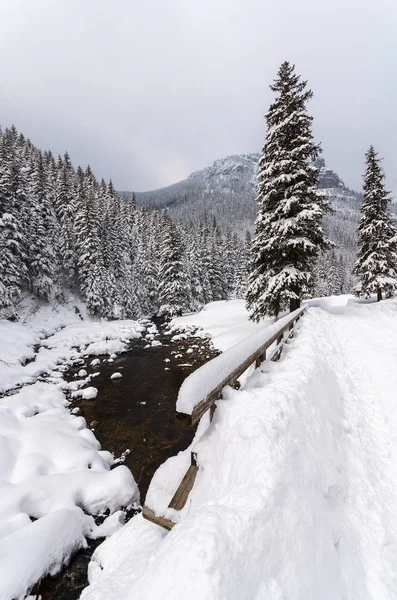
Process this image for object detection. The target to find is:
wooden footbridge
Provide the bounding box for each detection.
[143,305,307,530]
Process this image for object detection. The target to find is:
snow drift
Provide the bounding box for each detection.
[0,302,143,599]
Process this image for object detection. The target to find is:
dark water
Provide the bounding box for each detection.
[32,323,217,600]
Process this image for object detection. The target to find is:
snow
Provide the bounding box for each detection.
[0,380,139,599]
[0,301,144,392]
[0,508,88,600]
[82,297,397,600]
[74,386,98,399]
[81,517,167,600]
[177,305,303,415]
[171,300,272,351]
[0,301,143,599]
[110,372,123,380]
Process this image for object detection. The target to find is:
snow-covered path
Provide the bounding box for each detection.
[311,301,397,597]
[81,298,397,600]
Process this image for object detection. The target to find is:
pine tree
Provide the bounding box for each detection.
[353,146,397,301]
[186,229,205,309]
[198,222,214,304]
[55,154,76,288]
[158,213,190,320]
[232,231,250,298]
[0,212,24,312]
[74,168,106,315]
[0,132,28,309]
[246,62,330,319]
[210,228,226,300]
[29,152,59,300]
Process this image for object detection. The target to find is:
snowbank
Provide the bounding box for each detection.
[0,300,144,599]
[177,306,304,415]
[0,508,88,600]
[82,298,397,600]
[0,301,144,392]
[0,381,139,599]
[171,300,272,351]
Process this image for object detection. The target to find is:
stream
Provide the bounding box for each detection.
[32,321,217,599]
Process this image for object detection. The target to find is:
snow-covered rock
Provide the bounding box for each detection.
[81,386,98,399]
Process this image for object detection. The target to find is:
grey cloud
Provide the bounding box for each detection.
[1,0,397,193]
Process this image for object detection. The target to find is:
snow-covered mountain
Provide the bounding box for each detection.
[136,154,352,205]
[132,153,370,293]
[187,153,259,191]
[134,153,363,235]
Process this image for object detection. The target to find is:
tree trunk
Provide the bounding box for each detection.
[289,298,301,312]
[377,289,383,302]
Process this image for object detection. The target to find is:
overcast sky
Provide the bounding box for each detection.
[1,0,397,193]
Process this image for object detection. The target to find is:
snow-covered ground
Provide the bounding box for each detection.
[171,300,273,351]
[0,300,147,600]
[0,299,147,392]
[81,297,397,600]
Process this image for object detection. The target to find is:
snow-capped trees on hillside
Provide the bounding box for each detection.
[353,146,397,301]
[0,126,248,320]
[246,62,330,319]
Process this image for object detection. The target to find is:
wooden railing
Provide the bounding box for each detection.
[143,305,307,530]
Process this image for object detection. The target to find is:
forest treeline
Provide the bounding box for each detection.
[1,102,395,322]
[0,125,248,319]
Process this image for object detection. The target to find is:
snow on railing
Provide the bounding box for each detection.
[177,305,307,424]
[143,305,307,531]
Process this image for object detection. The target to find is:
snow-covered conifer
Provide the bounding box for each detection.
[0,212,24,311]
[74,168,106,315]
[246,62,330,319]
[353,146,397,301]
[29,152,59,300]
[158,213,189,319]
[55,154,76,288]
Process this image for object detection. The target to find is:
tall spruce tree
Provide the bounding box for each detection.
[246,62,329,319]
[353,146,397,301]
[0,135,28,310]
[158,213,189,320]
[29,152,59,300]
[55,154,76,288]
[74,168,106,315]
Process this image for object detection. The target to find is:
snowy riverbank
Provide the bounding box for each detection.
[0,300,150,600]
[170,299,272,351]
[81,297,397,600]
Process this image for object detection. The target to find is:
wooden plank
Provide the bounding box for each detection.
[143,453,199,531]
[142,506,176,531]
[190,306,306,424]
[168,452,199,511]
